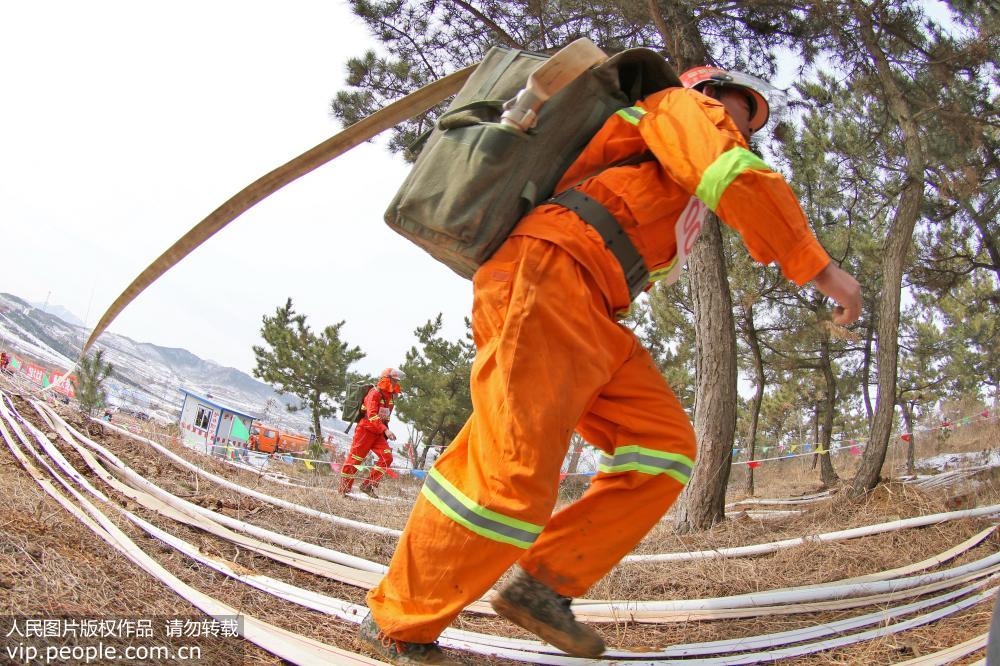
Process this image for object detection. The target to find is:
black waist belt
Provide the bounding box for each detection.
[548,188,649,302]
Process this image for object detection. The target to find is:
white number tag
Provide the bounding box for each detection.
[654,197,708,287]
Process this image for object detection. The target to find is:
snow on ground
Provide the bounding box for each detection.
[0,320,76,369]
[916,449,1000,472]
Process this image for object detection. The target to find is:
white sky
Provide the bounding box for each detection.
[1,0,473,377]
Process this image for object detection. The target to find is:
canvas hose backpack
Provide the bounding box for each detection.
[385,46,680,294]
[342,382,375,433]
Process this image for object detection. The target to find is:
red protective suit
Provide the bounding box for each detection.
[339,386,395,494]
[368,87,831,642]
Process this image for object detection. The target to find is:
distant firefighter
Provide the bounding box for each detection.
[339,368,403,498]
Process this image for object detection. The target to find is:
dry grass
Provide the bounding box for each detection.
[0,415,263,663]
[3,384,999,664]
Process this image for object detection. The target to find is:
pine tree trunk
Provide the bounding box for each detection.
[848,4,926,497]
[673,215,737,533]
[818,338,840,486]
[901,401,916,476]
[811,401,820,471]
[566,433,584,475]
[310,394,326,473]
[862,317,875,423]
[852,201,918,495]
[742,303,765,496]
[417,432,438,470]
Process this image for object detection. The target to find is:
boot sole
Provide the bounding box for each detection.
[490,594,605,658]
[358,632,463,665]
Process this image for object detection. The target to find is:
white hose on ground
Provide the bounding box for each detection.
[13,396,1000,664]
[891,632,988,665]
[625,502,1000,563]
[103,410,1000,566]
[725,490,835,508]
[46,406,389,574]
[27,403,992,621]
[98,418,403,538]
[0,395,383,665]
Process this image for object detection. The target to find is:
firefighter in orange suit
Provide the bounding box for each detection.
[339,368,403,498]
[360,67,862,663]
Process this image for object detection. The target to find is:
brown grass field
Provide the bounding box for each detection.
[1,377,998,664]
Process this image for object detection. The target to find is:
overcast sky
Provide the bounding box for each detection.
[1,0,473,377]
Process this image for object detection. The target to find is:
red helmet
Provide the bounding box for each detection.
[679,66,777,132]
[377,367,405,393]
[380,367,405,381]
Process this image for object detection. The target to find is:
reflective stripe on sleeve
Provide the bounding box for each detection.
[616,106,646,126]
[421,468,544,548]
[598,445,695,485]
[695,147,771,211]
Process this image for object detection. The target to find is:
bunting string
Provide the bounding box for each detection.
[733,409,997,468]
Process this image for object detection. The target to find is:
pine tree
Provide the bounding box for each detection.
[396,315,475,468]
[252,299,365,462]
[73,349,114,415]
[931,275,1000,402]
[895,298,950,474]
[636,285,696,410]
[332,0,796,153]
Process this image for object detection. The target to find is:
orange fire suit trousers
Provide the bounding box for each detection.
[339,428,393,493]
[367,235,697,642]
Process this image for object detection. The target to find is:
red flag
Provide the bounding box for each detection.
[983,410,991,418]
[850,446,861,455]
[747,461,761,469]
[901,433,912,442]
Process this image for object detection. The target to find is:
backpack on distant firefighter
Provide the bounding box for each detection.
[385,45,679,280]
[342,382,375,433]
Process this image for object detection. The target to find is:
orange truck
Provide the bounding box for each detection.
[248,424,309,455]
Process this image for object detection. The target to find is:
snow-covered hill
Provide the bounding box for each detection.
[0,292,349,437]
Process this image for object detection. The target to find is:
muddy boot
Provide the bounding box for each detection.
[360,483,379,499]
[491,565,605,658]
[359,613,462,665]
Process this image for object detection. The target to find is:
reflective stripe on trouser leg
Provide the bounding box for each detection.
[367,236,633,643]
[420,468,544,548]
[519,344,698,598]
[340,428,378,493]
[597,446,694,484]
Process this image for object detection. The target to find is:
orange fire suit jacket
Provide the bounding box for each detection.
[358,386,394,436]
[512,86,831,311]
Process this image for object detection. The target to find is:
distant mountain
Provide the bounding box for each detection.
[28,300,86,327]
[0,292,351,441]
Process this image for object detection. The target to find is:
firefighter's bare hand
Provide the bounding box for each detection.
[385,430,397,441]
[812,262,862,326]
